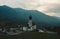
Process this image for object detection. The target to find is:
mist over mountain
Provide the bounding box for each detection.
[0,5,60,27]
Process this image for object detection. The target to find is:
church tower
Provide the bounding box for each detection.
[28,15,32,27]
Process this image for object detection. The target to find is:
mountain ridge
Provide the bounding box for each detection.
[0,5,60,27]
[14,8,60,26]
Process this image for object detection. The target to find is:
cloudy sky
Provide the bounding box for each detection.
[0,0,60,17]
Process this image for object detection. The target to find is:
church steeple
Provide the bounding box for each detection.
[28,15,32,27]
[29,15,32,20]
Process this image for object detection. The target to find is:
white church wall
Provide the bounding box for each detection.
[28,20,32,27]
[33,25,36,30]
[23,27,28,31]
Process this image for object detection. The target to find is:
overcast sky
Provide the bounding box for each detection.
[0,0,60,17]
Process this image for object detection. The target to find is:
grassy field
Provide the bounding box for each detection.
[0,32,60,39]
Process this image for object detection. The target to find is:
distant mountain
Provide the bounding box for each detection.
[0,5,19,24]
[14,8,60,26]
[0,5,60,26]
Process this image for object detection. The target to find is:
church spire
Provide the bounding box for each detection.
[29,15,32,20]
[28,14,32,27]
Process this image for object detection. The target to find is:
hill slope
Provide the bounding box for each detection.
[14,8,60,26]
[0,5,60,26]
